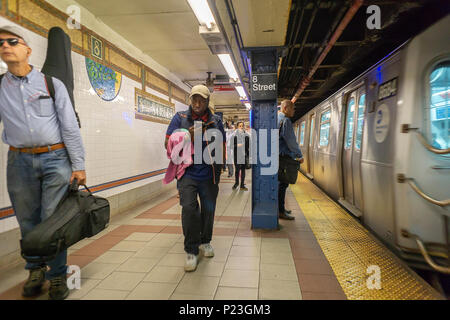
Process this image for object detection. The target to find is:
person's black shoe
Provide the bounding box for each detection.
[240,185,248,191]
[22,266,46,297]
[48,275,69,300]
[232,183,239,190]
[227,174,232,178]
[279,211,295,220]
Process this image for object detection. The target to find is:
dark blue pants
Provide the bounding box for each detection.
[278,182,289,213]
[7,148,72,279]
[177,176,219,255]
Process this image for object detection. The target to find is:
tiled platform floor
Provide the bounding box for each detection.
[0,173,346,300]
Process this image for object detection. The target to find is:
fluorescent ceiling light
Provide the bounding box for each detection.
[245,103,251,110]
[217,54,239,81]
[235,86,247,99]
[186,0,216,29]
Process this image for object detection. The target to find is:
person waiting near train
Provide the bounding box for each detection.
[232,121,250,191]
[225,122,235,178]
[0,26,86,299]
[278,100,303,220]
[164,84,226,272]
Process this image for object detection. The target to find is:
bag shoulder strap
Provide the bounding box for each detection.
[43,74,55,102]
[0,73,4,86]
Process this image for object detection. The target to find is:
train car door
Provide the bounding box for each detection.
[341,87,365,216]
[307,113,315,178]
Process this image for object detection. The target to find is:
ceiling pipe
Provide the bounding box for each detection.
[280,0,307,83]
[287,0,320,84]
[224,0,249,75]
[291,0,363,103]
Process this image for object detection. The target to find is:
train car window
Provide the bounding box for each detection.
[309,116,315,146]
[319,109,331,147]
[344,98,355,149]
[300,121,305,146]
[428,61,449,150]
[355,94,366,150]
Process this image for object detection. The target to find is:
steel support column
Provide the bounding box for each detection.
[249,48,279,229]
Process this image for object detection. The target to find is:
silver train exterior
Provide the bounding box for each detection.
[294,15,450,273]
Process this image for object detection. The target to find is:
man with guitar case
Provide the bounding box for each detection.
[0,25,86,299]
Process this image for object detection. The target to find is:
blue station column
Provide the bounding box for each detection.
[249,48,279,229]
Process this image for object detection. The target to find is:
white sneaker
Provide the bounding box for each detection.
[200,243,214,258]
[184,254,198,272]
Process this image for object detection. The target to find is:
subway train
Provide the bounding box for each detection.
[294,15,449,273]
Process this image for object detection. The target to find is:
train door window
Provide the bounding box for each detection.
[319,109,331,147]
[355,94,366,150]
[309,116,315,146]
[300,121,306,146]
[344,98,355,149]
[427,61,449,150]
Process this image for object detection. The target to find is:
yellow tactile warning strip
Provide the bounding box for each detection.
[290,174,443,300]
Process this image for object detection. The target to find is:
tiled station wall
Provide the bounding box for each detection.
[0,0,189,270]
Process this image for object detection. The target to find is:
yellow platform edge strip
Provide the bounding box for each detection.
[290,174,443,300]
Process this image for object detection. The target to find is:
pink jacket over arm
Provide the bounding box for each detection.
[163,131,193,184]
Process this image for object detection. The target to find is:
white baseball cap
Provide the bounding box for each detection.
[189,84,210,100]
[0,25,29,46]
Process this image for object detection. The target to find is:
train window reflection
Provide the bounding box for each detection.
[345,98,355,149]
[319,109,331,147]
[355,94,366,150]
[428,61,449,150]
[300,121,305,146]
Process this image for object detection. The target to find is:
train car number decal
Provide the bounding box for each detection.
[378,77,398,101]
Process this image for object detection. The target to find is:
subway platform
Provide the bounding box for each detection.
[0,174,443,300]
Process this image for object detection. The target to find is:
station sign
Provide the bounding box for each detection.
[251,73,277,100]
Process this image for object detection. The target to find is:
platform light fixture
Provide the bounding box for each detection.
[245,103,251,110]
[186,0,217,30]
[235,85,247,99]
[217,53,239,82]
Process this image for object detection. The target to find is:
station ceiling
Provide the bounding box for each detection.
[75,0,449,121]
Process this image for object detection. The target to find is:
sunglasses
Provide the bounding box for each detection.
[0,38,25,47]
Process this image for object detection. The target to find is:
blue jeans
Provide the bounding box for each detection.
[7,148,72,279]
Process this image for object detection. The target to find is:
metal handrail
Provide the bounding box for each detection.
[415,131,450,155]
[402,230,450,274]
[397,174,450,207]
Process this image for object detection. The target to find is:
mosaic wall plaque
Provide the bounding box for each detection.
[86,57,122,101]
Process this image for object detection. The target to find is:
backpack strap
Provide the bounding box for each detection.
[43,74,55,101]
[0,73,4,86]
[43,74,81,128]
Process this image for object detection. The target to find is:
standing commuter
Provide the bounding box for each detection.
[225,123,235,177]
[232,121,249,191]
[278,100,303,220]
[0,26,86,299]
[165,85,225,272]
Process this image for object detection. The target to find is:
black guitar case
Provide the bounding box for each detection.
[41,27,80,127]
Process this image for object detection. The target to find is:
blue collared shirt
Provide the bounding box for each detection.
[0,67,85,171]
[278,112,303,159]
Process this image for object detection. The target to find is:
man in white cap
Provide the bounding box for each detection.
[0,25,85,299]
[165,84,225,271]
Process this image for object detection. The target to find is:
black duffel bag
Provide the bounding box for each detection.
[278,154,301,184]
[20,180,110,262]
